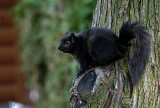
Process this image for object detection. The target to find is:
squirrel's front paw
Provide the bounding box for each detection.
[76,71,83,77]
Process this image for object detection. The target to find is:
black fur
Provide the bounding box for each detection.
[58,21,150,85]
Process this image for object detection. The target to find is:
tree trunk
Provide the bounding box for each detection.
[70,0,160,107]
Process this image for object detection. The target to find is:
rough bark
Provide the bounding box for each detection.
[70,0,160,107]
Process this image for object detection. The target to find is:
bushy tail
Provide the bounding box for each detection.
[119,21,150,85]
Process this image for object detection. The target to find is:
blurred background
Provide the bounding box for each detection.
[0,0,96,108]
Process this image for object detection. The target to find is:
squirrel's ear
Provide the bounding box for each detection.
[70,33,76,43]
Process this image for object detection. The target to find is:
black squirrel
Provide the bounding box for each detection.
[58,21,150,85]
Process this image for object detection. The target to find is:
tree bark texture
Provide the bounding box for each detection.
[70,0,160,108]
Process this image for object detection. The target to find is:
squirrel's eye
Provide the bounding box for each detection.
[65,41,70,45]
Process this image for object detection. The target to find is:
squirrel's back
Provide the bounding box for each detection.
[82,27,118,41]
[81,27,125,65]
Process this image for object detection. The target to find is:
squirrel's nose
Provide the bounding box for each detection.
[58,46,62,50]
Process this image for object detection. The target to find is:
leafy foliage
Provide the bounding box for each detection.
[13,0,96,107]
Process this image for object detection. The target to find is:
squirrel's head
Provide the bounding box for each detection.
[58,32,76,53]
